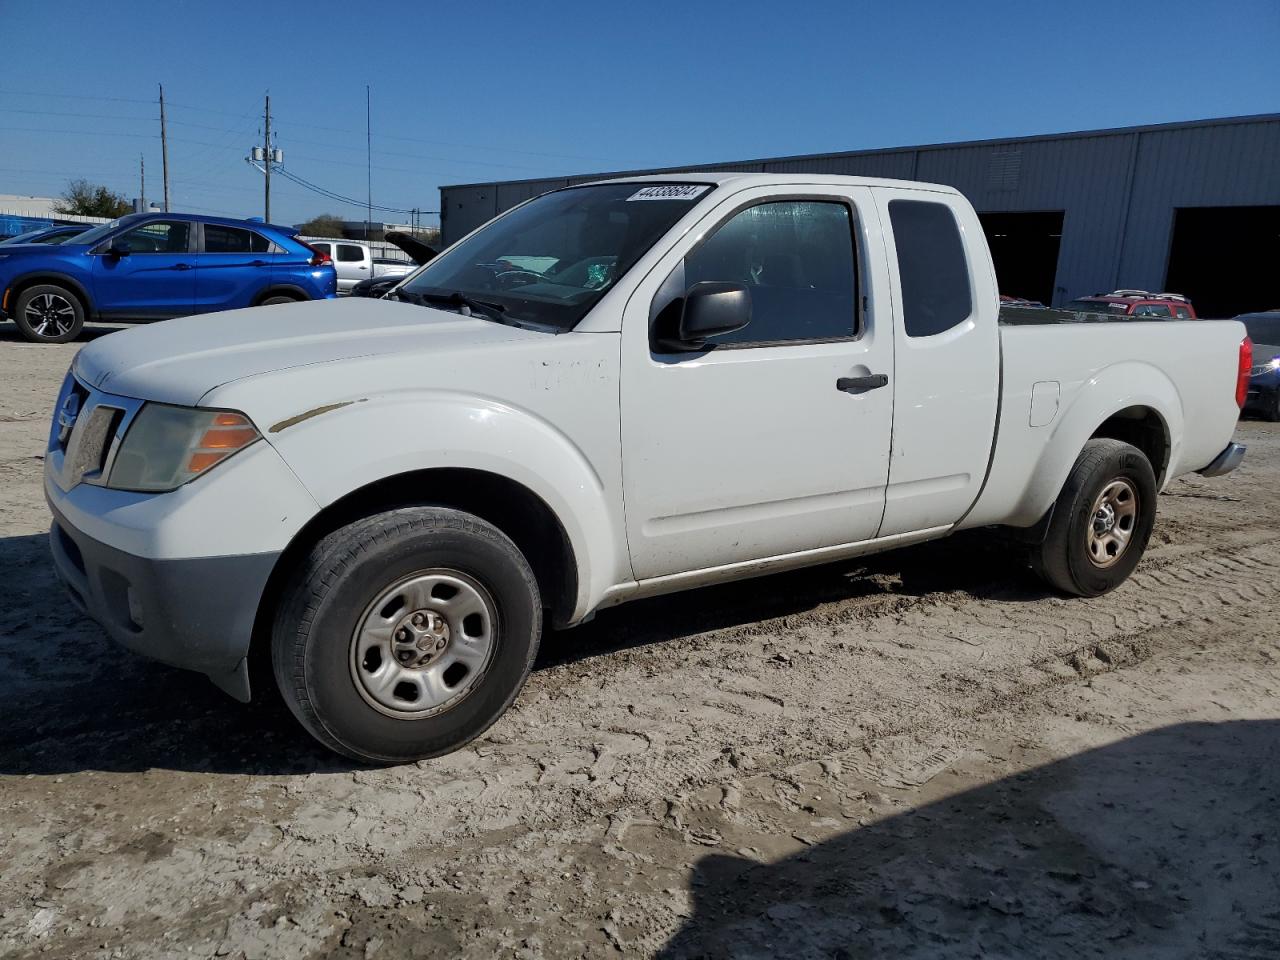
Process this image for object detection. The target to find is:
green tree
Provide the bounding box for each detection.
[297,213,347,238]
[414,227,442,248]
[53,179,132,218]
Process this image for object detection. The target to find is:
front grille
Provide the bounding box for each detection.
[49,375,145,491]
[57,379,91,453]
[64,405,123,486]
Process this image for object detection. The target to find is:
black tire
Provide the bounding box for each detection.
[271,507,541,764]
[259,294,299,307]
[1032,438,1157,597]
[12,284,86,343]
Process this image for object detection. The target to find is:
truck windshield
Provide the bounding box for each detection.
[399,183,712,330]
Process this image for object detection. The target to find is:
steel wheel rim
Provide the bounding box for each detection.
[24,293,75,338]
[1086,478,1139,569]
[349,569,498,719]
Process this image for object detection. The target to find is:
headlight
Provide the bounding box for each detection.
[107,404,260,492]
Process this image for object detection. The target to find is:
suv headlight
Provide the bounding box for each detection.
[107,404,260,492]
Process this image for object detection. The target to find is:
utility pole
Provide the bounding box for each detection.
[158,84,170,212]
[139,154,145,210]
[245,100,281,217]
[365,85,372,241]
[263,94,272,222]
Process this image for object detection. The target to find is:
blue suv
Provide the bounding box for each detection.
[0,212,338,342]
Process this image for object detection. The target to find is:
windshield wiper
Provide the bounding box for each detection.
[401,289,512,323]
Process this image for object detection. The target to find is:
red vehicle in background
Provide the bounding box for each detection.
[1063,290,1198,319]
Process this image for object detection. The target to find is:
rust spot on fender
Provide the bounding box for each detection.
[269,399,363,434]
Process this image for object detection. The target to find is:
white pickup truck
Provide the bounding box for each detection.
[300,238,414,294]
[45,174,1250,763]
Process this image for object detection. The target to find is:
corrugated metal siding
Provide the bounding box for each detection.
[914,133,1138,301]
[440,116,1279,301]
[441,185,500,241]
[1118,118,1280,288]
[762,150,917,178]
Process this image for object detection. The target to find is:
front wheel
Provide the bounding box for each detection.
[12,284,85,343]
[1032,438,1157,597]
[271,507,541,763]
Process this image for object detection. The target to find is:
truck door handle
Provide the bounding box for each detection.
[836,374,889,394]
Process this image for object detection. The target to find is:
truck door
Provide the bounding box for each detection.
[333,242,370,293]
[620,185,895,580]
[875,189,1000,537]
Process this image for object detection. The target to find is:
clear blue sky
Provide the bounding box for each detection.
[0,0,1275,226]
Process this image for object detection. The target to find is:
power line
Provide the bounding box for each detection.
[0,106,155,122]
[274,167,427,215]
[0,88,156,106]
[2,108,562,175]
[0,89,620,164]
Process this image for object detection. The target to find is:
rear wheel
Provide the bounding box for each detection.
[259,294,299,307]
[12,284,85,343]
[271,507,541,764]
[1032,438,1157,597]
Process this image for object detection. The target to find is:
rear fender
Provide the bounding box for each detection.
[261,391,624,622]
[1005,361,1181,527]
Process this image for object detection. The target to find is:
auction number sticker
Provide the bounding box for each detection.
[625,184,711,201]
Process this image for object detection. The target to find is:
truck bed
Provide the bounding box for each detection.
[960,316,1247,531]
[999,305,1137,325]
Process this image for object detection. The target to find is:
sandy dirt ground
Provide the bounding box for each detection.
[1,324,1277,959]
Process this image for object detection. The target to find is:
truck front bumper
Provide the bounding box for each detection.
[1197,441,1247,478]
[43,433,319,701]
[49,505,277,701]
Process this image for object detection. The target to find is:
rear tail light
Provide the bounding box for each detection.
[300,241,331,267]
[1237,336,1253,408]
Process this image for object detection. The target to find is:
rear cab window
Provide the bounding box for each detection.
[888,199,973,337]
[337,244,366,263]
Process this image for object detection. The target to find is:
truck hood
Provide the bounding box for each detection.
[74,297,543,406]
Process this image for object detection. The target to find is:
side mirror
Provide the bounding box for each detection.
[677,281,751,346]
[105,243,131,258]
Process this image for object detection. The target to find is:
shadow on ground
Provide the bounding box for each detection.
[0,525,1043,777]
[658,720,1280,959]
[541,528,1046,668]
[0,324,125,345]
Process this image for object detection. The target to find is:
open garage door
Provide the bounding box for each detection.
[1165,206,1280,319]
[978,211,1064,306]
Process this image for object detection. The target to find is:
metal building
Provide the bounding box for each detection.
[439,114,1280,317]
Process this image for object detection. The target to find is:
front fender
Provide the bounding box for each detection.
[261,391,626,622]
[4,268,95,317]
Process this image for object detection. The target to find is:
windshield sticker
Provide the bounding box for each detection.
[625,185,711,202]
